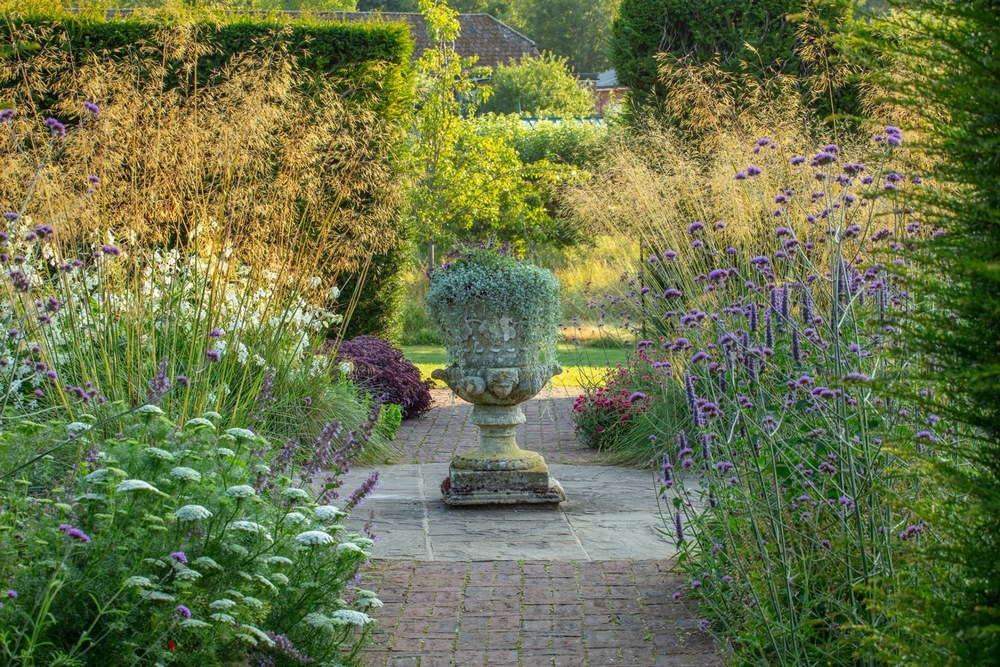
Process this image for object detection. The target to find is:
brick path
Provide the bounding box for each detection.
[360,387,721,667]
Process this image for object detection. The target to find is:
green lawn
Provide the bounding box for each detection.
[403,344,628,388]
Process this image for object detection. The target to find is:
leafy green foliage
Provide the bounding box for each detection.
[472,115,606,167]
[0,408,380,665]
[404,0,579,258]
[850,1,1000,663]
[478,53,594,117]
[507,0,616,73]
[610,0,862,123]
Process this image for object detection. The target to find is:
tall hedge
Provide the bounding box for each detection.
[609,0,863,122]
[1,11,414,341]
[856,1,1000,663]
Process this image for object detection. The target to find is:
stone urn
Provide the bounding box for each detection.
[426,249,566,506]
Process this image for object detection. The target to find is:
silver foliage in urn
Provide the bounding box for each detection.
[426,245,565,505]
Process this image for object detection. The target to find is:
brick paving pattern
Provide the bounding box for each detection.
[362,386,722,667]
[394,388,598,466]
[363,560,720,667]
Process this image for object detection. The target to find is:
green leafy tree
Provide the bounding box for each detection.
[478,53,594,116]
[405,0,561,264]
[507,0,616,73]
[358,0,510,13]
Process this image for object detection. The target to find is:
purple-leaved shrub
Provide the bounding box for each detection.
[333,336,433,419]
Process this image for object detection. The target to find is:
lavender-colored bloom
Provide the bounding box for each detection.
[746,165,762,176]
[347,471,381,510]
[663,250,677,260]
[0,108,14,123]
[174,605,192,619]
[83,101,101,115]
[810,151,838,166]
[59,523,91,543]
[690,351,710,364]
[147,358,171,403]
[88,175,100,184]
[791,327,801,363]
[842,162,866,175]
[100,244,121,256]
[209,328,223,338]
[627,392,648,403]
[170,551,188,564]
[176,375,189,388]
[674,512,684,542]
[206,349,221,363]
[43,117,66,138]
[688,221,704,233]
[748,302,759,332]
[6,590,16,598]
[734,172,747,180]
[790,156,806,165]
[764,312,774,349]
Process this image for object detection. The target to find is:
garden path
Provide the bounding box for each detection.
[354,388,720,667]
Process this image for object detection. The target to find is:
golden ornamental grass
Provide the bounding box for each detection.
[0,17,404,305]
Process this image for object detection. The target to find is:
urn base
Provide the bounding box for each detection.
[442,463,565,506]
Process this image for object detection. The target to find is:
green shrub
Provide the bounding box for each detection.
[0,408,381,665]
[852,1,1000,663]
[610,0,861,122]
[472,115,607,168]
[478,53,595,117]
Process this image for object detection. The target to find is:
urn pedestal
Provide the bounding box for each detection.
[432,363,566,506]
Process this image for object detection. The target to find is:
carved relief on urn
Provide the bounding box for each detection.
[426,246,565,506]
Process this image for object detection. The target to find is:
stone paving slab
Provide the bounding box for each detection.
[394,388,598,466]
[361,559,721,667]
[348,463,693,562]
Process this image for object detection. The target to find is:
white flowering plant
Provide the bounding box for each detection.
[0,407,382,666]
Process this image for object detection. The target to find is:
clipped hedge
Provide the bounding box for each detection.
[1,10,415,339]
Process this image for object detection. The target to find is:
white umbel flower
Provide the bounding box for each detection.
[66,422,92,433]
[208,598,237,610]
[224,428,257,441]
[175,505,213,521]
[295,530,335,546]
[281,487,310,501]
[224,485,256,498]
[117,479,161,494]
[123,576,154,588]
[312,505,344,521]
[228,521,270,539]
[170,467,202,482]
[145,447,175,461]
[135,404,165,415]
[332,609,373,626]
[183,417,215,431]
[336,542,365,555]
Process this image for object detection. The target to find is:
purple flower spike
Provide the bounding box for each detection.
[59,524,91,544]
[810,151,838,167]
[43,117,66,139]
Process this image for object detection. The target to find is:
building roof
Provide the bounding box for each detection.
[326,12,538,69]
